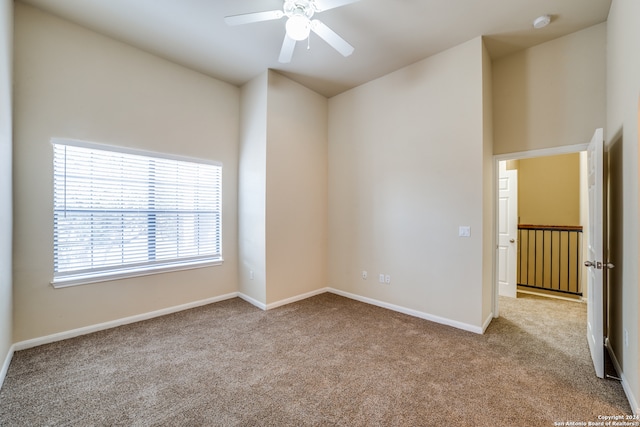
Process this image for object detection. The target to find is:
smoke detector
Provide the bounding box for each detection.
[533,15,551,29]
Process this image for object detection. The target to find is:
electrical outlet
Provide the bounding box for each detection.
[379,274,385,283]
[362,270,368,280]
[385,275,391,284]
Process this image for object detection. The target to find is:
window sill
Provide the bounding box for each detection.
[51,259,224,289]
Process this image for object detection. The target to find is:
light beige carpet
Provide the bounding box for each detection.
[0,293,630,426]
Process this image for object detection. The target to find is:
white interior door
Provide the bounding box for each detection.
[498,162,518,298]
[585,128,605,379]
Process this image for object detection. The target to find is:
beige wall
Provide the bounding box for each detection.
[328,37,491,331]
[238,70,329,307]
[481,41,495,323]
[493,24,606,155]
[238,72,268,304]
[0,0,13,375]
[493,11,638,411]
[517,153,581,226]
[606,0,640,412]
[265,71,328,305]
[492,23,605,323]
[12,3,240,341]
[8,3,639,411]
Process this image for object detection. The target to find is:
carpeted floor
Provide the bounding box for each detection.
[0,292,631,426]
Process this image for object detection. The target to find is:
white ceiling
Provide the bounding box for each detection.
[19,0,612,98]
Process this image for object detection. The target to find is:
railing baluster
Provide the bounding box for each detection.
[565,231,568,293]
[518,229,522,285]
[549,233,560,289]
[542,230,547,288]
[557,231,562,292]
[516,225,583,297]
[533,229,538,287]
[575,231,580,294]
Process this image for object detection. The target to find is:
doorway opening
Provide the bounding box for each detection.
[494,129,609,381]
[494,142,589,318]
[498,152,588,303]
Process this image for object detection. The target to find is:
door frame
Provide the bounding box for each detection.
[493,142,588,318]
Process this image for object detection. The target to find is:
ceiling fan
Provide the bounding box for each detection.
[224,0,358,63]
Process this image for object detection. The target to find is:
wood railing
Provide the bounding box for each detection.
[517,224,583,296]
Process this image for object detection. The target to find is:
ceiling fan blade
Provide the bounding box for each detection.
[224,10,284,26]
[310,20,354,57]
[279,35,297,63]
[314,0,359,12]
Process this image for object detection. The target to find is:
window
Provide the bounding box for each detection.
[52,139,222,287]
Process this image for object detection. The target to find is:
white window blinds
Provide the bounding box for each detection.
[52,140,222,287]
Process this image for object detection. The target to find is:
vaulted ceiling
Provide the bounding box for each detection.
[19,0,612,97]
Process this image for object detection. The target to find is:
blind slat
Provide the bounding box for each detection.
[53,141,222,281]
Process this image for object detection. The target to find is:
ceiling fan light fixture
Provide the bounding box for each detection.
[286,15,311,40]
[225,0,358,62]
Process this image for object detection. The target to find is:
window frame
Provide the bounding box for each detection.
[51,138,223,288]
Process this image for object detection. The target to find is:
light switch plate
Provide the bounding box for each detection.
[459,226,471,237]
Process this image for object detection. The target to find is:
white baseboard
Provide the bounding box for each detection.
[265,288,330,310]
[239,287,484,334]
[606,339,639,415]
[12,289,330,353]
[237,292,267,310]
[6,286,633,414]
[517,289,585,303]
[9,286,486,360]
[621,371,640,415]
[238,288,330,311]
[481,312,494,333]
[0,344,15,390]
[327,288,485,334]
[13,292,239,351]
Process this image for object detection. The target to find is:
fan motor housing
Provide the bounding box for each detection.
[284,0,315,19]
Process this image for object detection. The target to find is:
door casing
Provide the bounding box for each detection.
[493,143,588,318]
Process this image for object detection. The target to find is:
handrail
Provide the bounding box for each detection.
[518,224,583,231]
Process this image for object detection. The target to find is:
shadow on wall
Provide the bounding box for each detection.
[606,127,623,368]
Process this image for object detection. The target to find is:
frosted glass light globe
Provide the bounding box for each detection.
[286,15,311,41]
